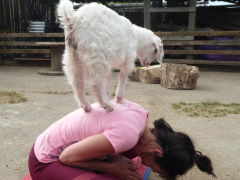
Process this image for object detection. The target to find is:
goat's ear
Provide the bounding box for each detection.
[157,44,163,65]
[159,45,163,53]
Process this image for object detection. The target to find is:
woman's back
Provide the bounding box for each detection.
[34,100,148,163]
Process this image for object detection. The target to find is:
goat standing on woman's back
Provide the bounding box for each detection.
[58,0,164,112]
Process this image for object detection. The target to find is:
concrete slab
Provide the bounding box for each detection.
[0,66,239,180]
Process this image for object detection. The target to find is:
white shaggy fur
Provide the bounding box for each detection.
[58,0,164,112]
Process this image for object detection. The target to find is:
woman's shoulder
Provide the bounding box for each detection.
[110,99,145,110]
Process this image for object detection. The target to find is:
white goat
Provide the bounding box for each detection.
[58,0,164,112]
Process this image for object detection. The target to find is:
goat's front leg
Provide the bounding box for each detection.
[90,79,114,112]
[115,59,135,104]
[115,68,130,104]
[105,71,112,100]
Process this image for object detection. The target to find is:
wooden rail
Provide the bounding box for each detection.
[148,7,196,13]
[1,32,240,67]
[0,42,65,46]
[162,59,240,66]
[0,33,64,71]
[154,31,240,36]
[1,31,240,37]
[164,50,240,55]
[0,33,64,37]
[163,40,240,46]
[153,31,240,66]
[4,40,240,46]
[0,49,51,53]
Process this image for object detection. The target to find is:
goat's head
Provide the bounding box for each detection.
[137,36,164,67]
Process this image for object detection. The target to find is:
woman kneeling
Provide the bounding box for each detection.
[29,100,216,180]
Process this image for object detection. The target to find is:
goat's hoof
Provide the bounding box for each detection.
[102,105,114,113]
[116,96,123,104]
[106,106,114,113]
[81,104,92,112]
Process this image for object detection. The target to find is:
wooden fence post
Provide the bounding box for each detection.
[151,0,158,31]
[187,0,196,60]
[0,47,2,66]
[51,46,64,71]
[144,0,151,29]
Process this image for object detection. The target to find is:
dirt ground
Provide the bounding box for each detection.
[0,66,240,180]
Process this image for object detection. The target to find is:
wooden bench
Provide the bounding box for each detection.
[0,33,65,71]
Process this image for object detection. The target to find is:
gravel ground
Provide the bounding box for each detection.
[0,66,239,180]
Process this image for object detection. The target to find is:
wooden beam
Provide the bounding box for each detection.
[187,0,196,60]
[163,40,240,46]
[0,31,240,38]
[144,0,151,29]
[0,33,64,37]
[154,31,240,36]
[151,0,158,31]
[161,36,194,40]
[148,7,196,13]
[2,40,239,46]
[163,59,240,66]
[0,42,65,46]
[0,49,50,53]
[164,50,240,55]
[14,58,51,61]
[51,46,64,71]
[0,47,2,65]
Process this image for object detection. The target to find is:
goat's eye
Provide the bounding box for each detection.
[155,49,157,53]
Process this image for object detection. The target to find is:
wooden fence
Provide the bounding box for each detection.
[1,31,240,67]
[155,31,240,66]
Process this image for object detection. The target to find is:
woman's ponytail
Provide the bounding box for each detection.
[194,151,217,178]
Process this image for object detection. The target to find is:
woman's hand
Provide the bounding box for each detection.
[108,161,143,180]
[107,155,134,165]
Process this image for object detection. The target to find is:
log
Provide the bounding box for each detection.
[128,65,161,84]
[159,63,200,90]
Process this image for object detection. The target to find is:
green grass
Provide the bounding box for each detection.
[172,103,181,109]
[112,68,120,72]
[44,106,51,109]
[172,100,240,118]
[180,101,187,105]
[0,91,28,104]
[111,92,116,98]
[41,91,73,94]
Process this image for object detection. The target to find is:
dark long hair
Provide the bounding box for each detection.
[149,118,216,180]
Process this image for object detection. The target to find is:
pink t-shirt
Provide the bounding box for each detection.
[34,99,148,163]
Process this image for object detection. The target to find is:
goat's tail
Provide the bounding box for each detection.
[57,0,74,30]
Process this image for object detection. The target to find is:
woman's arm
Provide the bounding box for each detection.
[59,133,143,180]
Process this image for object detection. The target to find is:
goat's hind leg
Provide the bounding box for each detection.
[89,64,113,112]
[62,48,91,112]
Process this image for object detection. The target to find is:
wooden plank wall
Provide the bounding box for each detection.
[0,0,56,33]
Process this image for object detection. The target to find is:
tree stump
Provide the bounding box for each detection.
[128,65,161,84]
[159,63,200,89]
